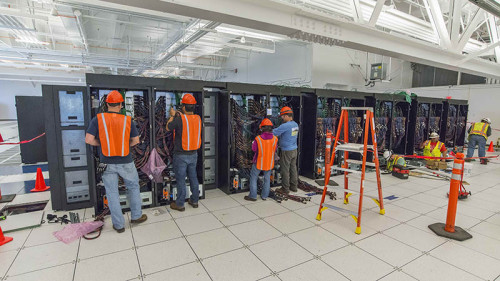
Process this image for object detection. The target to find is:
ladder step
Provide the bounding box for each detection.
[346,174,378,182]
[323,203,358,217]
[335,143,374,153]
[345,159,376,167]
[325,186,380,200]
[341,107,373,112]
[331,167,362,174]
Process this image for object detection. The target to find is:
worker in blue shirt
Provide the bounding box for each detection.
[273,106,299,194]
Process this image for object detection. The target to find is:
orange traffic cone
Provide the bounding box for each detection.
[0,226,13,246]
[30,168,50,192]
[487,141,494,152]
[0,132,3,142]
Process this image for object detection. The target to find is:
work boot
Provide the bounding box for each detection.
[290,187,298,192]
[464,159,472,162]
[275,187,289,194]
[244,196,257,202]
[131,214,148,224]
[113,225,125,233]
[170,202,185,212]
[188,199,199,208]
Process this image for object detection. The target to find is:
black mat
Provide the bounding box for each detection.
[428,222,473,241]
[0,194,16,203]
[315,179,339,187]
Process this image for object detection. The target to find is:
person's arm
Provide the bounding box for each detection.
[420,140,428,149]
[85,133,100,146]
[129,120,140,146]
[130,136,140,146]
[166,108,178,132]
[272,124,286,137]
[487,126,492,137]
[441,145,447,160]
[468,125,472,134]
[252,139,257,152]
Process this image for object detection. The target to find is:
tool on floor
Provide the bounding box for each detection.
[298,180,337,200]
[46,214,70,224]
[69,212,81,223]
[316,107,385,234]
[0,225,13,246]
[428,153,472,241]
[83,207,110,240]
[30,167,50,192]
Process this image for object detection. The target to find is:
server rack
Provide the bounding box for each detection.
[372,93,393,152]
[442,99,468,150]
[407,97,445,154]
[391,95,411,155]
[43,85,96,211]
[455,102,469,150]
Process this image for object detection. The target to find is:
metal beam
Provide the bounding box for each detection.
[368,0,385,26]
[487,15,500,62]
[352,0,364,23]
[101,0,500,78]
[449,0,464,45]
[457,41,500,64]
[456,8,485,52]
[424,0,452,48]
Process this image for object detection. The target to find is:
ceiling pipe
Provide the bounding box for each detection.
[469,0,500,17]
[73,10,88,53]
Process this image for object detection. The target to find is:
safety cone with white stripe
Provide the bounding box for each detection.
[428,153,472,241]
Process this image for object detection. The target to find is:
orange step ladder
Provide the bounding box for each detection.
[316,107,385,234]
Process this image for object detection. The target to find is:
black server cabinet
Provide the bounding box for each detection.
[16,96,47,164]
[407,97,444,154]
[391,95,411,155]
[442,99,468,150]
[43,85,96,211]
[372,94,393,153]
[455,103,469,149]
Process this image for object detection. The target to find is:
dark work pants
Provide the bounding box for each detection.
[281,149,298,191]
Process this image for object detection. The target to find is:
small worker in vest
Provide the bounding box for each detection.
[245,118,278,201]
[85,90,147,233]
[273,106,299,194]
[466,118,492,164]
[420,132,447,160]
[166,93,202,211]
[383,150,407,172]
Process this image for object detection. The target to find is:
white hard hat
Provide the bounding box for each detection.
[429,132,439,139]
[383,150,392,160]
[481,117,491,124]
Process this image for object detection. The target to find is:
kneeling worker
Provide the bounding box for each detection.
[85,90,147,233]
[245,118,278,201]
[166,93,202,211]
[420,132,447,159]
[383,150,406,172]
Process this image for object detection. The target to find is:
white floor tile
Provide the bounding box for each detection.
[169,203,209,219]
[78,228,134,259]
[431,241,500,281]
[288,226,348,256]
[321,245,394,281]
[245,201,289,218]
[8,242,78,276]
[402,255,483,281]
[0,228,30,253]
[425,208,482,230]
[0,250,18,277]
[204,188,228,199]
[201,196,240,212]
[263,212,314,234]
[278,259,349,281]
[144,262,211,281]
[138,207,172,225]
[74,249,140,281]
[409,193,449,208]
[212,205,259,226]
[359,209,401,231]
[186,228,243,259]
[259,275,281,281]
[459,230,500,260]
[486,213,500,226]
[175,212,223,236]
[24,223,67,247]
[5,263,75,281]
[391,198,438,214]
[456,203,496,220]
[471,221,500,241]
[320,216,378,242]
[378,270,419,281]
[229,192,260,206]
[249,237,313,272]
[355,234,423,267]
[383,224,446,252]
[294,205,343,224]
[405,215,442,234]
[202,248,270,281]
[280,196,316,211]
[383,204,421,222]
[228,219,282,246]
[136,237,197,275]
[131,219,182,247]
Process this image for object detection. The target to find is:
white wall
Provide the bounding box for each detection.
[311,44,413,92]
[411,85,500,142]
[0,80,42,120]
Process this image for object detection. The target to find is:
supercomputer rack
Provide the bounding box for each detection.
[372,94,393,153]
[407,97,445,154]
[391,95,411,155]
[455,102,469,150]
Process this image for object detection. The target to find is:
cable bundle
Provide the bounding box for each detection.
[132,95,151,186]
[297,179,336,200]
[154,96,174,174]
[446,105,457,144]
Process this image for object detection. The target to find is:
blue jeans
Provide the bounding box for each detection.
[173,153,199,207]
[249,164,271,199]
[467,134,487,158]
[102,162,142,229]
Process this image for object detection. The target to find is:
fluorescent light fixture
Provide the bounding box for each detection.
[215,26,284,41]
[15,38,50,45]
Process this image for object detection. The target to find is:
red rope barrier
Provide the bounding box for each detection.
[0,133,45,145]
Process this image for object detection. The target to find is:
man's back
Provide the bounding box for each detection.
[273,121,299,151]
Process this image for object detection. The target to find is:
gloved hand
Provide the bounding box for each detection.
[97,163,107,174]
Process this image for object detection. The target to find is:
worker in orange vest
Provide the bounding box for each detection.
[85,90,147,233]
[166,93,202,211]
[466,117,492,164]
[245,118,278,201]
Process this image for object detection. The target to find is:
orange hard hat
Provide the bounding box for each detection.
[280,106,293,116]
[181,93,196,105]
[260,118,273,128]
[106,90,124,103]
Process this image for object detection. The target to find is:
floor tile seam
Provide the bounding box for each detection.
[315,258,353,281]
[352,243,415,269]
[128,217,145,280]
[1,228,34,280]
[448,237,500,262]
[129,217,175,229]
[378,230,443,255]
[3,262,75,280]
[427,249,491,281]
[317,222,377,245]
[170,213,215,281]
[375,269,420,281]
[141,260,199,278]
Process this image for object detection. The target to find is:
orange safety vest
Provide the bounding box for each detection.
[180,113,201,151]
[97,113,132,157]
[470,122,489,139]
[255,135,278,171]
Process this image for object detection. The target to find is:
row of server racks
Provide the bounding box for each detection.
[43,74,468,211]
